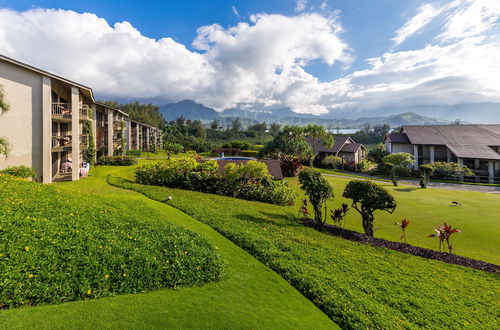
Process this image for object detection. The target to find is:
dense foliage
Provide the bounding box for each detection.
[135,155,296,205]
[125,150,142,157]
[82,120,96,164]
[0,166,36,178]
[100,101,165,128]
[349,124,391,144]
[111,175,499,329]
[356,159,376,172]
[382,152,415,186]
[0,86,11,157]
[298,168,334,228]
[269,153,302,177]
[98,156,138,166]
[343,180,396,236]
[367,143,389,163]
[321,155,344,169]
[431,161,475,181]
[0,175,223,309]
[260,126,314,161]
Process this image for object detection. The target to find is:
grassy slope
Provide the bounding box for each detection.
[109,166,499,329]
[0,167,335,329]
[289,176,499,264]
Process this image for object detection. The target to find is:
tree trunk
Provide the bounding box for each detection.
[313,204,323,229]
[362,213,374,236]
[391,168,398,186]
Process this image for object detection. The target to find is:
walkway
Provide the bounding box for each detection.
[322,172,500,193]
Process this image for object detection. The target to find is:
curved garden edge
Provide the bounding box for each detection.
[301,219,500,274]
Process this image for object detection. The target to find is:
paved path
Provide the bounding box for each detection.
[322,172,500,193]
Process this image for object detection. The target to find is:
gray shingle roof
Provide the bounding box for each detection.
[402,125,500,160]
[385,133,411,144]
[340,143,364,153]
[306,136,350,154]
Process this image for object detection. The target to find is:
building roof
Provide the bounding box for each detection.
[385,132,411,144]
[400,125,500,160]
[306,136,352,154]
[340,143,364,153]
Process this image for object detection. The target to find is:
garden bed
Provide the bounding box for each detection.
[302,219,499,273]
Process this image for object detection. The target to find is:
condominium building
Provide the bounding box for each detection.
[0,54,163,183]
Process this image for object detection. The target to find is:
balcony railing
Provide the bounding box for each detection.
[52,103,71,117]
[113,121,123,130]
[79,104,91,121]
[52,135,72,149]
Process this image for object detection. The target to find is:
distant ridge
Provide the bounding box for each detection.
[159,99,450,128]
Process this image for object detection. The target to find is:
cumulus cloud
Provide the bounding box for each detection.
[0,1,498,116]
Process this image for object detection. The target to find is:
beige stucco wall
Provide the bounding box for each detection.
[0,61,43,180]
[391,143,413,153]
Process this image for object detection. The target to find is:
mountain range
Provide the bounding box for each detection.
[159,99,500,128]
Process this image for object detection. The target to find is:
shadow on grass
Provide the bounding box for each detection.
[394,187,419,192]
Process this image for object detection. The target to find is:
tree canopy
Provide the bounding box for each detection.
[100,100,165,128]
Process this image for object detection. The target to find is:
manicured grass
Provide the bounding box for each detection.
[289,176,500,264]
[0,168,335,329]
[0,174,222,309]
[110,167,499,329]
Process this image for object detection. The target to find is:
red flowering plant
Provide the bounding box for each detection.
[429,222,461,253]
[298,198,310,220]
[394,218,410,243]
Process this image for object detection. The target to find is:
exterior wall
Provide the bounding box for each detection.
[390,143,413,154]
[0,61,44,180]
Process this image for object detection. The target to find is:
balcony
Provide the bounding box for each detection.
[52,103,72,122]
[79,104,91,121]
[80,134,89,149]
[51,135,72,151]
[113,121,123,130]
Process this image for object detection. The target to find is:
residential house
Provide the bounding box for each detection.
[385,125,500,183]
[306,136,366,169]
[0,54,162,183]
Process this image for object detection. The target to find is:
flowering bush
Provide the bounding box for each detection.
[0,165,36,179]
[0,175,223,309]
[135,155,296,205]
[98,156,138,166]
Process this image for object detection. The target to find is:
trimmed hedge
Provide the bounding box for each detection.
[125,150,142,157]
[99,156,138,166]
[0,166,37,179]
[0,175,223,309]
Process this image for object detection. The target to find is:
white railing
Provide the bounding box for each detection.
[51,135,72,148]
[52,103,71,116]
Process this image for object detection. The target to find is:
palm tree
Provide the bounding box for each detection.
[0,86,11,157]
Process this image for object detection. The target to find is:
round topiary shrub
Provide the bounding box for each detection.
[0,176,223,309]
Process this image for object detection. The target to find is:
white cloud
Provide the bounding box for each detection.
[232,6,240,19]
[0,8,349,114]
[438,0,500,41]
[393,3,442,46]
[295,0,308,13]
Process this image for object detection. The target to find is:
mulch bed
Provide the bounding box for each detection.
[301,219,499,274]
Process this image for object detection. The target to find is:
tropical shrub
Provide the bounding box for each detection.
[298,198,310,219]
[0,165,37,179]
[357,159,376,172]
[429,223,461,253]
[343,180,396,236]
[239,150,259,158]
[269,153,302,177]
[394,218,410,243]
[367,143,389,163]
[419,164,434,188]
[135,155,295,205]
[382,153,415,186]
[298,168,334,228]
[330,203,349,228]
[222,140,252,150]
[321,155,344,169]
[125,150,142,157]
[98,156,138,166]
[0,175,223,309]
[430,162,475,181]
[163,142,184,159]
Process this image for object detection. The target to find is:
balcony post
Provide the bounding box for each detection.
[107,109,114,156]
[488,160,495,184]
[91,104,97,163]
[413,145,419,170]
[126,119,131,151]
[429,145,435,163]
[42,76,52,183]
[71,87,80,181]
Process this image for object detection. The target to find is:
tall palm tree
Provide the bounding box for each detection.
[0,86,11,157]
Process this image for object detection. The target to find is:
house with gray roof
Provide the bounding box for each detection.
[306,136,366,169]
[384,125,500,183]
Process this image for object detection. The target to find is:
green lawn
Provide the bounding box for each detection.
[0,167,335,329]
[109,164,499,329]
[289,176,499,264]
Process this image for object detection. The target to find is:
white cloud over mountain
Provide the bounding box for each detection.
[0,1,499,116]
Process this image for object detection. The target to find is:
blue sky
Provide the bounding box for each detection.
[0,0,499,118]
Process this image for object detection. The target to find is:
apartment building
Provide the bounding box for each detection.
[385,125,500,183]
[0,55,162,183]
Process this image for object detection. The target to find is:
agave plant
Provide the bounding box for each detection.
[394,218,410,243]
[298,198,310,219]
[429,222,461,253]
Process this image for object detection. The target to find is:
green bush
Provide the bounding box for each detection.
[321,155,343,169]
[431,161,475,181]
[135,155,296,205]
[357,160,376,172]
[99,156,138,166]
[125,150,142,157]
[0,176,223,309]
[0,165,37,179]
